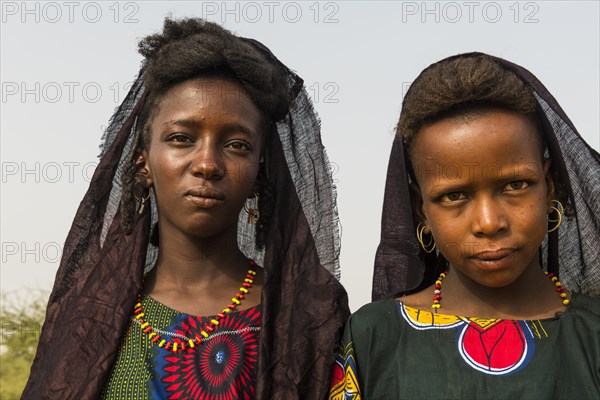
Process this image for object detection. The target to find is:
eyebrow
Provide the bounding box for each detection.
[426,163,543,192]
[164,119,257,137]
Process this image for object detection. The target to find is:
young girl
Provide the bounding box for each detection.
[330,53,600,399]
[23,18,349,399]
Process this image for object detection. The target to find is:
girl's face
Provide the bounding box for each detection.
[411,109,554,288]
[138,77,263,239]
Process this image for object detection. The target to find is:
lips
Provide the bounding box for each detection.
[184,186,225,208]
[472,248,516,260]
[469,248,517,270]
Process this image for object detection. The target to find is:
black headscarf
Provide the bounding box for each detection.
[372,52,600,301]
[23,19,349,399]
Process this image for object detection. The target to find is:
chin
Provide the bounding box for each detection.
[473,270,523,289]
[185,219,238,239]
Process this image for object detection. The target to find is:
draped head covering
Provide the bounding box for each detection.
[373,52,600,301]
[23,18,349,399]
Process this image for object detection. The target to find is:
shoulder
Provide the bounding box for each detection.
[569,292,600,317]
[352,299,399,320]
[345,299,400,336]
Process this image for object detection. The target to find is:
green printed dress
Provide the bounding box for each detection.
[329,292,600,400]
[102,294,261,400]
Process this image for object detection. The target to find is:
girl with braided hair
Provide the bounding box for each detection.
[330,53,600,399]
[23,17,348,399]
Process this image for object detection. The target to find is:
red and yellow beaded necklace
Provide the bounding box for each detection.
[432,270,570,310]
[133,259,257,353]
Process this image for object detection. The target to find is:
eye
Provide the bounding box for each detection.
[441,192,466,202]
[504,181,529,191]
[225,141,252,151]
[166,133,193,143]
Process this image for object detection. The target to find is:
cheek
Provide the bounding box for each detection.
[146,153,183,201]
[148,148,182,176]
[430,225,464,262]
[424,210,460,255]
[523,203,546,222]
[228,160,259,190]
[243,163,260,183]
[425,206,460,237]
[522,203,549,241]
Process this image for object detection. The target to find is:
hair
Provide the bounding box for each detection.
[120,17,293,249]
[398,53,571,214]
[398,54,539,148]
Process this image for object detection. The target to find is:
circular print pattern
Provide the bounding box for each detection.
[151,305,261,400]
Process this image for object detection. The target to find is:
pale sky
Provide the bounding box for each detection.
[1,1,599,311]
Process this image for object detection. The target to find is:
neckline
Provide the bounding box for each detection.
[142,293,261,319]
[393,292,578,323]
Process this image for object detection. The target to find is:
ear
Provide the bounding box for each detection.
[410,182,431,233]
[135,150,153,189]
[543,158,556,212]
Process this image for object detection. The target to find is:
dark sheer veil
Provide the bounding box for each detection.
[23,29,349,399]
[373,52,600,301]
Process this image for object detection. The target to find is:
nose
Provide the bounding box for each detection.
[471,195,509,237]
[190,142,224,179]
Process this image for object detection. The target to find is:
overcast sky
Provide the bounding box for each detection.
[2,1,599,311]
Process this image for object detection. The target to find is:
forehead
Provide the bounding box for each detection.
[411,110,543,184]
[157,77,261,117]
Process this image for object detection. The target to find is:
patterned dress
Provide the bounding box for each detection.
[329,292,600,399]
[102,294,261,400]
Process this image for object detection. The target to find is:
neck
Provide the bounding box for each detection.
[441,260,565,319]
[149,221,248,290]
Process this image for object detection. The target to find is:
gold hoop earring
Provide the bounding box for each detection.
[243,193,260,224]
[547,199,564,233]
[416,222,436,253]
[135,191,151,215]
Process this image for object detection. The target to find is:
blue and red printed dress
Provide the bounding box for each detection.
[101,294,261,400]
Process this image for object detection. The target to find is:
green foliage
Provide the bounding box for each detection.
[0,290,48,399]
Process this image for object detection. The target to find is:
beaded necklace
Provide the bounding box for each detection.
[133,259,257,353]
[432,270,570,310]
